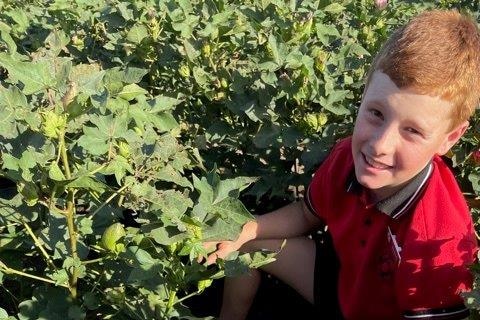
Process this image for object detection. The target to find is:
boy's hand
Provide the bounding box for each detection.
[201,240,244,265]
[199,220,258,265]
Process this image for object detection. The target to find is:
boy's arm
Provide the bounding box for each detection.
[203,200,323,265]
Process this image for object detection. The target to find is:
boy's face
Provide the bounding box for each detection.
[352,71,467,200]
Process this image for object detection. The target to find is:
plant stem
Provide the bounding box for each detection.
[59,130,79,299]
[165,289,177,316]
[59,131,72,179]
[0,260,68,288]
[89,183,131,219]
[175,291,199,305]
[81,257,104,265]
[65,191,78,299]
[21,219,57,271]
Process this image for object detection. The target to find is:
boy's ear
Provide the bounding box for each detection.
[437,120,469,155]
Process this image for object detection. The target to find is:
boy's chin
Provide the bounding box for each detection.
[358,177,405,200]
[357,177,394,196]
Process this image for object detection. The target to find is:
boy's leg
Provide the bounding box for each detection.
[219,268,261,320]
[219,237,316,320]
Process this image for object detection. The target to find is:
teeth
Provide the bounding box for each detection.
[365,155,391,169]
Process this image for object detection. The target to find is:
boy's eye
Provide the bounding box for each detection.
[369,109,383,119]
[405,127,421,135]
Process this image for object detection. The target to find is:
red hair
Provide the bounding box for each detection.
[368,10,480,128]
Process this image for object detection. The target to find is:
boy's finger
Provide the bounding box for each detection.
[202,241,218,251]
[205,252,218,266]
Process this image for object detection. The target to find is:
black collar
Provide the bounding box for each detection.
[346,162,433,220]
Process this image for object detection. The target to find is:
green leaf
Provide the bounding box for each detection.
[0,53,56,94]
[123,67,148,84]
[45,30,70,56]
[152,189,193,220]
[126,24,149,44]
[1,154,19,171]
[267,34,285,66]
[202,217,240,241]
[0,85,27,108]
[68,305,86,320]
[66,176,106,194]
[49,162,66,181]
[316,23,341,46]
[183,39,199,61]
[76,126,110,155]
[48,269,69,286]
[224,251,277,277]
[103,155,133,185]
[323,3,345,13]
[192,66,208,87]
[82,292,101,311]
[17,181,39,206]
[149,225,188,245]
[319,90,351,115]
[6,9,29,33]
[193,174,214,206]
[211,197,253,224]
[63,257,86,279]
[0,106,16,139]
[70,64,105,96]
[151,112,178,132]
[213,176,257,204]
[78,216,93,235]
[0,30,17,54]
[0,307,8,319]
[118,83,148,101]
[202,198,254,241]
[117,2,134,21]
[253,124,281,148]
[77,114,128,156]
[149,95,182,112]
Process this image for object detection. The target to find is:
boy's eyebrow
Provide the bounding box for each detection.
[364,98,436,133]
[363,97,388,108]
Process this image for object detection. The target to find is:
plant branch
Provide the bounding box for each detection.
[65,191,79,299]
[20,219,57,271]
[89,183,131,219]
[59,129,79,299]
[81,257,104,265]
[59,130,72,179]
[165,289,177,316]
[175,291,199,305]
[0,260,68,288]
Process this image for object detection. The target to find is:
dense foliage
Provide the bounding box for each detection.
[1,0,480,319]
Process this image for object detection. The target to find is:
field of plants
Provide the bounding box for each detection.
[1,0,480,319]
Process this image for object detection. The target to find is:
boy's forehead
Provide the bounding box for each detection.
[362,71,454,128]
[364,72,452,108]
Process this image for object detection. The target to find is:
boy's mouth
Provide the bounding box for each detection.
[362,153,393,170]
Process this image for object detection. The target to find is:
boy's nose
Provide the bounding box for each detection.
[369,126,397,156]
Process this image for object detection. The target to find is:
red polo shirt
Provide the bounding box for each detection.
[306,137,477,319]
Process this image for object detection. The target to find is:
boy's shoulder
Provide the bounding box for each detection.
[408,155,474,240]
[319,136,353,172]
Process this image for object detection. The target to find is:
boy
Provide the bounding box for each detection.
[203,9,480,319]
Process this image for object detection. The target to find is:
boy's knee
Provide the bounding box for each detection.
[240,238,284,253]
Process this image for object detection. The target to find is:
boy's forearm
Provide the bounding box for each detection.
[240,201,322,242]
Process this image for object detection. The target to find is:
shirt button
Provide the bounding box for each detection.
[364,217,372,226]
[360,239,366,247]
[380,262,390,273]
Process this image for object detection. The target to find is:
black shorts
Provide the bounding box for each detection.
[313,229,344,319]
